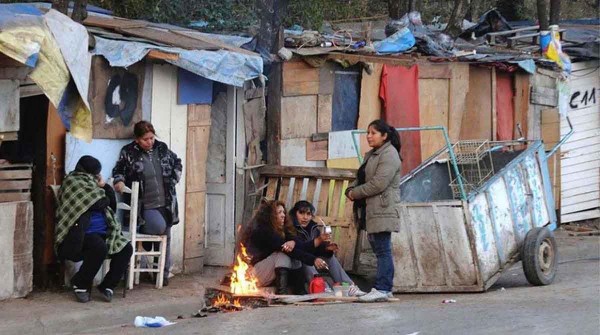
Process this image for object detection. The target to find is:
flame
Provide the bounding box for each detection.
[230,244,259,295]
[213,294,229,308]
[233,298,242,308]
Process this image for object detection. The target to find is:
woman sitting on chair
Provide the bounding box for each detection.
[55,155,132,303]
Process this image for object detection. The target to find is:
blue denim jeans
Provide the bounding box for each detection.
[368,232,394,292]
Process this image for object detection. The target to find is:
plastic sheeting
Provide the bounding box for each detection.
[0,5,92,141]
[45,9,91,110]
[93,37,263,87]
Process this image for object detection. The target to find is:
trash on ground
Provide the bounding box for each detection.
[134,316,176,328]
[442,299,457,304]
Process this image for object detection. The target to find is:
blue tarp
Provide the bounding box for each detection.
[178,68,213,104]
[93,37,263,87]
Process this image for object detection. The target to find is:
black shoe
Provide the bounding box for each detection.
[163,277,169,287]
[73,286,90,303]
[98,287,113,302]
[274,268,289,295]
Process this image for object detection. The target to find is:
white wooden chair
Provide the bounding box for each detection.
[121,181,167,289]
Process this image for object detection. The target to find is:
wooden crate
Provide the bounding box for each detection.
[255,166,358,271]
[0,164,32,203]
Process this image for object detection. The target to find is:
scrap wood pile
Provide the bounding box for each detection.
[202,287,398,313]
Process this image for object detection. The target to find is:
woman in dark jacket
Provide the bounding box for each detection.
[346,119,402,302]
[56,155,132,303]
[243,200,328,294]
[112,120,182,286]
[290,200,366,296]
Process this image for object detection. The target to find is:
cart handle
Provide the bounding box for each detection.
[351,126,468,201]
[545,115,573,159]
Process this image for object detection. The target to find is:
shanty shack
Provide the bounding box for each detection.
[0,3,264,298]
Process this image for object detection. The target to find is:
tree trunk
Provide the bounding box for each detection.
[445,0,469,38]
[537,0,549,30]
[71,0,88,23]
[51,0,69,14]
[408,0,416,12]
[388,0,403,19]
[497,0,526,21]
[257,0,289,53]
[549,0,561,25]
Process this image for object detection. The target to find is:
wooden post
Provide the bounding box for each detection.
[491,67,497,141]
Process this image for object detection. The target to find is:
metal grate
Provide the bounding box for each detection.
[448,140,495,199]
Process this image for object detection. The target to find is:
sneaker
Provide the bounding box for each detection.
[387,291,394,298]
[357,288,389,302]
[73,286,90,303]
[98,287,113,302]
[348,285,367,297]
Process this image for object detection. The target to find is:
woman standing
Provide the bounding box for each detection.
[345,119,402,302]
[243,200,328,294]
[112,121,182,286]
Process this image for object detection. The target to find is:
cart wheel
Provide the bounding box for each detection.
[522,227,558,286]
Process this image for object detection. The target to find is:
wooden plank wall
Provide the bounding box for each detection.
[0,80,19,133]
[280,60,332,168]
[541,108,561,210]
[184,104,211,273]
[151,64,188,274]
[461,66,493,140]
[0,201,33,300]
[418,63,469,160]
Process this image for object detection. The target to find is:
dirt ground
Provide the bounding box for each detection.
[1,231,598,335]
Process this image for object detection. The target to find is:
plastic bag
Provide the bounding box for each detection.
[374,27,416,54]
[541,25,572,75]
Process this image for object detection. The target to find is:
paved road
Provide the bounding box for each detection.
[89,234,600,335]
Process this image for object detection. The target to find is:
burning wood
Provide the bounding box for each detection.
[204,288,270,313]
[229,244,259,295]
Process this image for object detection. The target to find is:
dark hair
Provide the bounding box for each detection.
[289,200,316,218]
[368,119,401,156]
[75,155,101,175]
[133,120,156,138]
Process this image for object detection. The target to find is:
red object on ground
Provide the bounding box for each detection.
[309,275,326,294]
[496,72,515,141]
[379,64,421,175]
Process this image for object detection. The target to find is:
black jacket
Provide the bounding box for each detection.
[247,223,318,266]
[112,140,182,226]
[293,219,334,259]
[57,184,116,262]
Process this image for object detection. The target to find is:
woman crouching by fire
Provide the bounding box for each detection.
[242,200,330,294]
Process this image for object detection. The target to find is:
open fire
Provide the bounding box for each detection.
[206,244,261,313]
[229,244,259,295]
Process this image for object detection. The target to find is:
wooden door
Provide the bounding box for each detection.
[204,86,237,266]
[184,104,211,273]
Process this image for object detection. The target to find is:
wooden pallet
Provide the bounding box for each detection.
[0,164,32,203]
[254,165,358,271]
